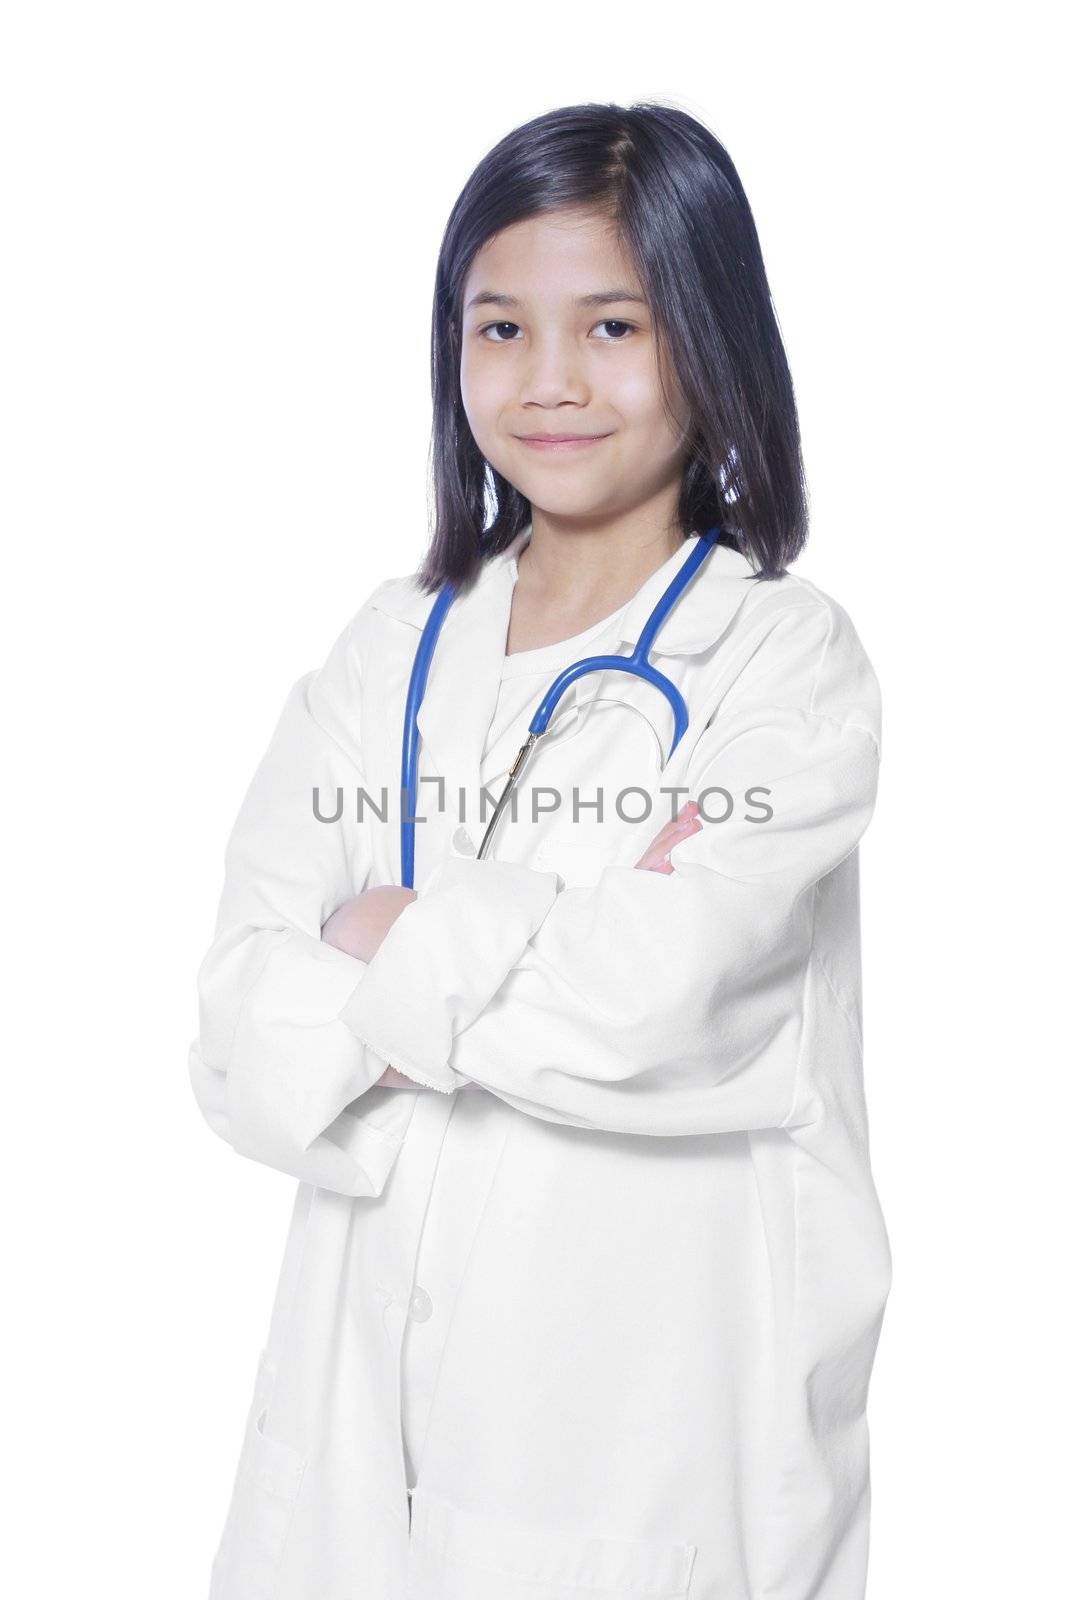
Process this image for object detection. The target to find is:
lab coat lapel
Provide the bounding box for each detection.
[613,535,758,657]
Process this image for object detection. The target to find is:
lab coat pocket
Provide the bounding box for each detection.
[209,1349,308,1600]
[406,1486,697,1599]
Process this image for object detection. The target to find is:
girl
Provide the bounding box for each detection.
[190,101,890,1600]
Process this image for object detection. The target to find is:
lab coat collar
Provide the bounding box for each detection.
[372,523,758,656]
[370,526,759,813]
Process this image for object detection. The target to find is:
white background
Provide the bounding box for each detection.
[3,3,1073,1595]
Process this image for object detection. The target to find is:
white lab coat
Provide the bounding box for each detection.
[189,526,891,1600]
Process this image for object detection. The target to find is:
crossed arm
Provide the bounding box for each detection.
[321,803,704,1087]
[191,591,880,1184]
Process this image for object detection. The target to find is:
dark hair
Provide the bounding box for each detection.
[418,100,807,593]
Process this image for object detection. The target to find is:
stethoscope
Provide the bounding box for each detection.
[400,526,721,889]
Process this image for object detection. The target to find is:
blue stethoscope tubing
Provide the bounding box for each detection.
[399,526,721,889]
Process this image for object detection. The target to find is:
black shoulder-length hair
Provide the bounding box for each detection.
[417,100,807,594]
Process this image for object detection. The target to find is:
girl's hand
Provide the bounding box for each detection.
[634,800,702,873]
[321,884,418,963]
[375,1066,422,1089]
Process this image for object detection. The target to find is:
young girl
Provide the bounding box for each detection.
[190,101,889,1600]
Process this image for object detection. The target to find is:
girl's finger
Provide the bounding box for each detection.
[649,800,700,842]
[635,813,702,871]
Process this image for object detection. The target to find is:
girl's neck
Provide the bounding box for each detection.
[506,515,685,656]
[519,516,683,606]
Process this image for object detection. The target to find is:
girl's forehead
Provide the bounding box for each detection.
[464,213,643,299]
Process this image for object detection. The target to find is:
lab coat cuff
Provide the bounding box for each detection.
[309,1081,417,1197]
[227,1035,400,1194]
[337,855,561,1092]
[195,934,413,1198]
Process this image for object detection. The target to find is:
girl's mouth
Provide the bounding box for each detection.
[515,433,613,453]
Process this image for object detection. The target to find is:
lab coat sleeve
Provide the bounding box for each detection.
[188,593,412,1195]
[337,596,881,1136]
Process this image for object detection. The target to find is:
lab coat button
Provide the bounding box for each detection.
[451,826,476,857]
[409,1286,433,1322]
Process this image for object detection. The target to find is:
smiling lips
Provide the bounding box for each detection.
[515,432,612,452]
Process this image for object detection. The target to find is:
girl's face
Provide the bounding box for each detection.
[459,208,694,525]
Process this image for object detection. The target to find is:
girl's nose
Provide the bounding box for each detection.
[518,340,590,407]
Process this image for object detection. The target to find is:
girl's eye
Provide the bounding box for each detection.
[476,319,638,343]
